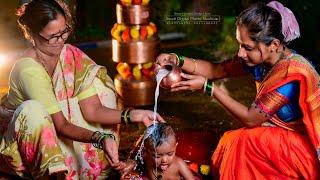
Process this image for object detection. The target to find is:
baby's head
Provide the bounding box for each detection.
[144,123,177,171]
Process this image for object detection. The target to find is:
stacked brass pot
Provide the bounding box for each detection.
[112,1,160,106]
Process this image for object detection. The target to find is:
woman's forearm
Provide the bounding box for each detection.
[212,87,249,123]
[211,86,266,127]
[182,57,227,79]
[51,112,94,142]
[61,122,94,142]
[89,106,122,125]
[181,55,248,79]
[78,95,122,125]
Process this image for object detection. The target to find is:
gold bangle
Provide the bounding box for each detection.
[203,78,208,93]
[191,58,197,74]
[121,108,131,125]
[124,108,130,124]
[211,81,215,96]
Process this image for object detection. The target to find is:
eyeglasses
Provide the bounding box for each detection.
[38,26,71,44]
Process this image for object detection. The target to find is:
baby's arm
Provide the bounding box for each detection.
[177,157,194,180]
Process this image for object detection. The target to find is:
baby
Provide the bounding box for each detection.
[120,123,194,180]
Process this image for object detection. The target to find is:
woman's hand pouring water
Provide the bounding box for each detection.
[171,73,207,92]
[130,109,165,127]
[156,54,207,92]
[156,53,179,66]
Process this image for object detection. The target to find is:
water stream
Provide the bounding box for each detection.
[134,68,170,176]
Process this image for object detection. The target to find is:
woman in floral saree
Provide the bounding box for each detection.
[0,0,163,179]
[156,1,320,179]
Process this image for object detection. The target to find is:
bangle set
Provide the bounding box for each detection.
[203,78,208,93]
[91,131,116,149]
[121,108,132,125]
[91,108,133,149]
[170,53,184,67]
[169,53,213,96]
[203,79,214,96]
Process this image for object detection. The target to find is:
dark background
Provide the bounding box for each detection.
[73,0,320,67]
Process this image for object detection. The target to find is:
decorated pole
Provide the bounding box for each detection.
[111,0,160,106]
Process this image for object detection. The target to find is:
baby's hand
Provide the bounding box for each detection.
[118,159,137,179]
[114,161,126,171]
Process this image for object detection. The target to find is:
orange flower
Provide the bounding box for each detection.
[117,63,132,79]
[146,26,154,38]
[120,0,132,6]
[149,22,157,33]
[142,0,150,5]
[140,26,148,41]
[132,0,142,5]
[188,163,199,173]
[121,27,131,42]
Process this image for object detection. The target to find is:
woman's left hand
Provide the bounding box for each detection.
[130,109,165,127]
[171,73,207,92]
[103,137,120,167]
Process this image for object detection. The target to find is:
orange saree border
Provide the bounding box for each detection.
[255,90,289,115]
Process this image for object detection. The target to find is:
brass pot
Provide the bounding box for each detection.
[155,64,182,89]
[116,4,150,25]
[114,75,156,106]
[112,38,160,64]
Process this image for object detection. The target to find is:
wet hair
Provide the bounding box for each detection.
[236,3,284,45]
[17,0,73,41]
[134,123,176,174]
[144,123,176,149]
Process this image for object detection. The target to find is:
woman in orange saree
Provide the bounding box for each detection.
[211,53,320,179]
[156,1,320,179]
